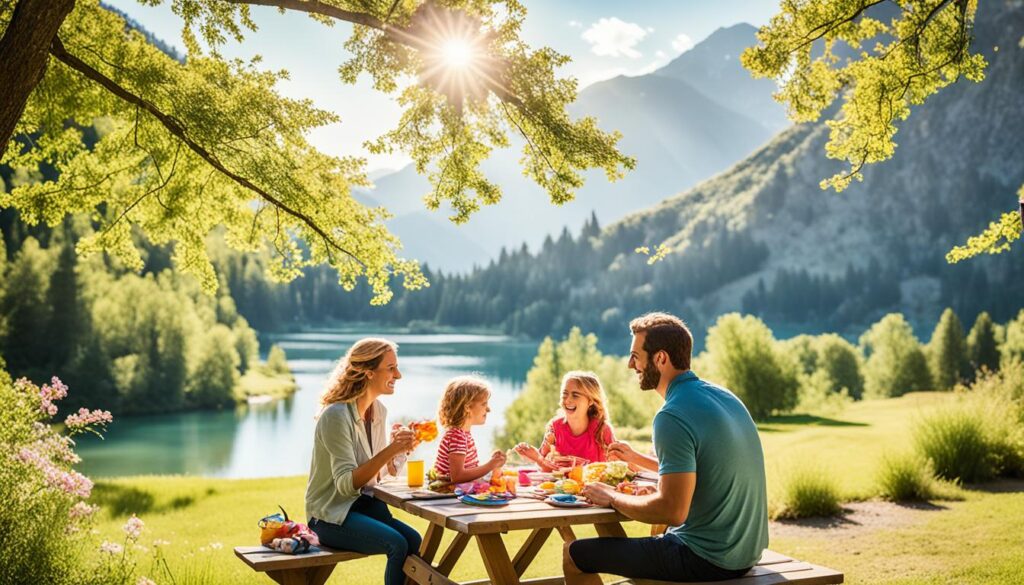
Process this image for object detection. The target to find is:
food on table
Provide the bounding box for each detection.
[582,461,635,486]
[550,494,578,504]
[410,420,439,442]
[555,478,580,495]
[538,481,556,491]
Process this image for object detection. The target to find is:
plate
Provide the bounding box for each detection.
[533,487,555,496]
[544,496,592,508]
[459,495,511,507]
[409,490,456,500]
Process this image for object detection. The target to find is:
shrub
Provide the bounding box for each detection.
[0,368,110,585]
[860,313,932,398]
[704,313,799,419]
[877,453,939,501]
[265,344,291,376]
[915,406,998,483]
[772,463,843,519]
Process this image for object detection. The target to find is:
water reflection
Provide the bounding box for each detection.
[75,331,538,478]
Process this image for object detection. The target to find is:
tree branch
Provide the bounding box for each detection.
[49,35,367,269]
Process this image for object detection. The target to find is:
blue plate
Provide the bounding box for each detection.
[459,495,510,507]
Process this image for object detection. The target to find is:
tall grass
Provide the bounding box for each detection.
[876,453,939,501]
[772,464,843,519]
[915,407,997,483]
[914,361,1024,483]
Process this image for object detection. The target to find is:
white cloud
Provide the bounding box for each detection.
[568,20,582,28]
[655,49,666,58]
[671,33,694,53]
[581,17,648,59]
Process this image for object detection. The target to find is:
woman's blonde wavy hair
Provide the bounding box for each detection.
[557,371,613,451]
[320,338,398,408]
[438,376,491,430]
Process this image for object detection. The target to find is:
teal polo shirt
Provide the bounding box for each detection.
[654,371,768,570]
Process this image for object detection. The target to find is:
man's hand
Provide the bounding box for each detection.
[581,481,617,507]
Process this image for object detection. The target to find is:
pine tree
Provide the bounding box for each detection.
[967,312,1000,374]
[927,308,969,390]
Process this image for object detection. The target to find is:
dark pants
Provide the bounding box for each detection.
[569,535,751,582]
[310,495,422,585]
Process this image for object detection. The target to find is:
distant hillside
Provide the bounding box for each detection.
[369,22,784,272]
[655,23,789,132]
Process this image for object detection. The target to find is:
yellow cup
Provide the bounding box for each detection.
[407,460,424,488]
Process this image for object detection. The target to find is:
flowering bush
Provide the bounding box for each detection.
[0,368,110,584]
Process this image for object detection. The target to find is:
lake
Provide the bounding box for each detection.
[74,330,539,478]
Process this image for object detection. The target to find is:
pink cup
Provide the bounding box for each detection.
[518,468,536,486]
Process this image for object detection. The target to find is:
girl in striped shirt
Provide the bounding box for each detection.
[433,376,506,483]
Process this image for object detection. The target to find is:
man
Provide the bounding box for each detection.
[563,312,768,583]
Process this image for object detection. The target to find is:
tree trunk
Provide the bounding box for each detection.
[0,0,76,159]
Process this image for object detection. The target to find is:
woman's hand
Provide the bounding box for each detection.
[388,428,416,455]
[607,441,639,464]
[488,449,507,470]
[513,442,541,462]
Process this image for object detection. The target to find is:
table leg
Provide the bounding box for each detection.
[556,525,576,543]
[594,522,628,538]
[420,522,445,563]
[511,527,553,576]
[436,532,472,576]
[476,533,521,585]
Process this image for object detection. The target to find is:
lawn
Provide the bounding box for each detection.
[86,392,1024,584]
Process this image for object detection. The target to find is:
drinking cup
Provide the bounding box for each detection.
[407,460,424,488]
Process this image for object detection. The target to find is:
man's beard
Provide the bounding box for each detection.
[639,360,660,391]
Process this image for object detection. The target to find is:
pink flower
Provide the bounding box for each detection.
[64,408,113,431]
[69,502,99,520]
[99,541,124,555]
[136,577,157,585]
[38,377,68,417]
[123,515,145,540]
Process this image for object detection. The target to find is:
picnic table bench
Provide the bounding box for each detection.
[234,544,366,585]
[234,480,843,585]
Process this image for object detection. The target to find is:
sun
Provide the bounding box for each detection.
[399,5,508,111]
[441,38,475,69]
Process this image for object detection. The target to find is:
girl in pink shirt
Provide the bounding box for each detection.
[514,371,615,470]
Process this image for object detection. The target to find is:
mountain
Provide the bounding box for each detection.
[655,23,789,131]
[556,0,1024,336]
[369,23,786,272]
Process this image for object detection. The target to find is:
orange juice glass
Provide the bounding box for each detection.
[407,460,424,488]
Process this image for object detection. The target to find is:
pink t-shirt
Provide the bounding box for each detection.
[434,428,479,476]
[547,417,615,464]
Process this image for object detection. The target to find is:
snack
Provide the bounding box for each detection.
[538,481,556,491]
[582,461,635,486]
[555,478,580,495]
[410,420,439,442]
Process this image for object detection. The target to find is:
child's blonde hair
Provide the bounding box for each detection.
[438,376,491,429]
[558,371,612,450]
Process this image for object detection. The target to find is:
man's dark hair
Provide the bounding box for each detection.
[629,312,692,371]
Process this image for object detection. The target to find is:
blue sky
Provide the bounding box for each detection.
[106,0,780,172]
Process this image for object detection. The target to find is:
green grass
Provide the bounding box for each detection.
[85,392,1024,584]
[234,369,297,402]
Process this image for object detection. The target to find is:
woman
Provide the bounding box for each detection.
[305,338,422,585]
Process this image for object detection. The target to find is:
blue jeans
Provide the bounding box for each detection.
[310,495,422,585]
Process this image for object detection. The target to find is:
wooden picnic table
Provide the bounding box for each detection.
[371,480,630,585]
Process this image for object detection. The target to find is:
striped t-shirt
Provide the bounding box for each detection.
[434,427,479,476]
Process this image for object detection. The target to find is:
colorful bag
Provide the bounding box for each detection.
[258,506,319,554]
